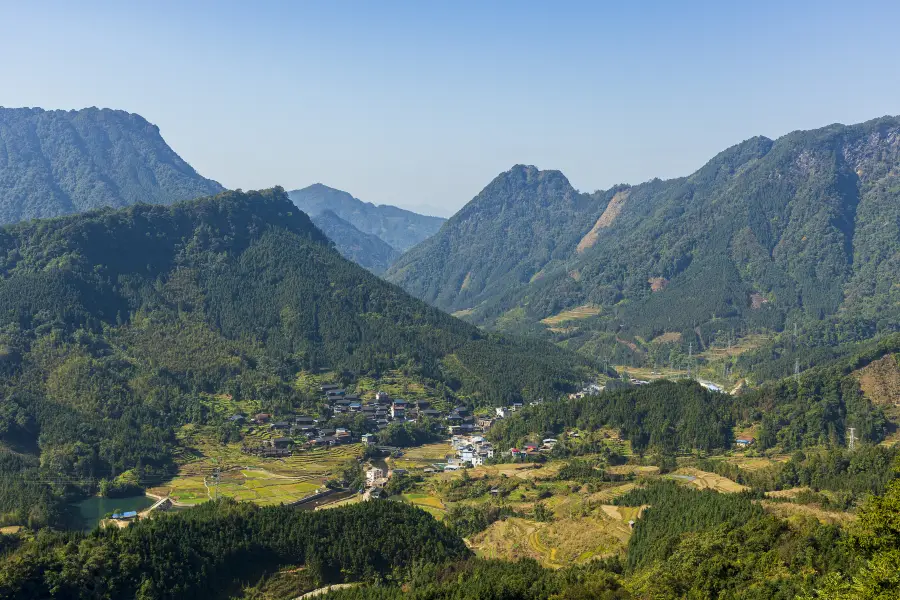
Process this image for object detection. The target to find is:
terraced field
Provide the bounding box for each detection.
[150,425,362,506]
[401,492,447,519]
[388,442,452,471]
[669,468,748,493]
[469,513,631,568]
[540,304,601,326]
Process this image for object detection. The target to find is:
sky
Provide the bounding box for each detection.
[1,0,898,217]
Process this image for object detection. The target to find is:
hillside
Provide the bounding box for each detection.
[290,183,445,251]
[386,165,599,313]
[311,210,400,274]
[386,117,900,364]
[0,107,224,223]
[0,187,594,527]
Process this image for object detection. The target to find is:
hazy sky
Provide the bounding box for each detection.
[2,0,898,217]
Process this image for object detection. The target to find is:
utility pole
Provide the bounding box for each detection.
[848,428,857,451]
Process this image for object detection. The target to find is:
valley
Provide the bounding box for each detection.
[3,2,900,596]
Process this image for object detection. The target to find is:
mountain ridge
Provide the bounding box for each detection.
[310,209,400,274]
[289,183,445,251]
[386,115,900,359]
[0,107,224,224]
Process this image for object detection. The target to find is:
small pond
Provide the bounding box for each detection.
[73,495,155,531]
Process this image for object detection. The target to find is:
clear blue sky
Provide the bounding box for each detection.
[1,0,898,217]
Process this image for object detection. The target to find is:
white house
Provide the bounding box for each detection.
[366,467,384,485]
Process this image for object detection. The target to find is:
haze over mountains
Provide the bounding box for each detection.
[310,209,400,274]
[388,116,900,359]
[289,183,446,252]
[0,107,446,275]
[0,107,224,224]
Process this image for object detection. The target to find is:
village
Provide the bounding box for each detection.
[235,383,563,460]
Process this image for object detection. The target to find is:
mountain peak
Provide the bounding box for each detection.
[289,185,444,252]
[0,107,224,224]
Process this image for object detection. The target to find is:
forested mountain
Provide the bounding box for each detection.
[387,116,900,359]
[289,184,445,251]
[311,210,400,274]
[387,165,598,313]
[0,187,594,527]
[0,107,224,224]
[488,333,897,456]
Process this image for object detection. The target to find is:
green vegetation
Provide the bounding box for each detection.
[0,107,223,224]
[700,446,899,506]
[387,118,900,373]
[289,184,445,252]
[0,187,594,527]
[490,357,890,457]
[488,380,735,453]
[0,500,469,599]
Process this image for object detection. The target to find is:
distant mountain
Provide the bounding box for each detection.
[387,116,900,357]
[311,209,399,274]
[0,107,224,224]
[289,183,445,251]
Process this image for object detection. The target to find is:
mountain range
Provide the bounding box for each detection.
[0,107,224,224]
[0,187,593,526]
[387,116,900,360]
[289,183,446,252]
[310,209,400,274]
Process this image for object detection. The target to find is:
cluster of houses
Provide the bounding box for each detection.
[446,435,496,468]
[238,384,463,458]
[239,409,355,457]
[323,385,442,429]
[508,438,558,459]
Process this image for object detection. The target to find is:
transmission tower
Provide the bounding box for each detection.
[848,428,857,451]
[213,468,220,500]
[794,359,800,383]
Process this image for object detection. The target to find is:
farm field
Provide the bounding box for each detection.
[761,500,856,525]
[468,513,630,568]
[149,424,362,506]
[540,304,601,326]
[669,468,748,493]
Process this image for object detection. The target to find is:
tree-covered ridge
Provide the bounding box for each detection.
[387,117,900,359]
[289,184,445,252]
[0,499,469,599]
[311,210,400,274]
[488,380,735,453]
[0,187,594,527]
[386,165,599,312]
[488,337,894,456]
[0,107,224,224]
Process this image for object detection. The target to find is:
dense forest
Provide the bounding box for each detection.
[5,470,898,599]
[488,343,891,456]
[387,117,900,365]
[0,188,595,527]
[487,380,735,453]
[0,500,468,599]
[0,107,224,224]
